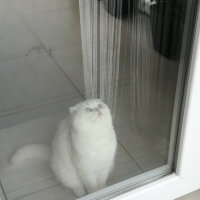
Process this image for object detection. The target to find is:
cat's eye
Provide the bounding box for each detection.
[85,107,93,112]
[98,104,103,109]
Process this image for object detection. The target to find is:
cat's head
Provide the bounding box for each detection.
[69,99,112,127]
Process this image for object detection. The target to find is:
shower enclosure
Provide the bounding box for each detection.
[0,0,200,200]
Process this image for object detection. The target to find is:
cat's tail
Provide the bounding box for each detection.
[10,144,51,165]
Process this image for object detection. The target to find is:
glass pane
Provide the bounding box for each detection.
[0,0,198,199]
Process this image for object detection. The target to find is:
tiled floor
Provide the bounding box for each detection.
[52,44,85,94]
[0,185,6,200]
[0,0,178,199]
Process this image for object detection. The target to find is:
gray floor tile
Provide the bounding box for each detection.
[0,50,80,117]
[0,185,6,200]
[24,7,81,50]
[0,96,83,130]
[7,177,58,200]
[108,161,142,186]
[0,193,6,200]
[9,0,78,16]
[115,142,132,165]
[1,162,54,194]
[52,45,85,95]
[0,0,40,60]
[115,82,173,171]
[136,153,167,172]
[17,185,76,200]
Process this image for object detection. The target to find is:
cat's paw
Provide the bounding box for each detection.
[72,187,86,197]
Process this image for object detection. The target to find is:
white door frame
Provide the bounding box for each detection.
[111,3,200,200]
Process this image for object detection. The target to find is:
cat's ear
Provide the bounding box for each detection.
[69,106,76,114]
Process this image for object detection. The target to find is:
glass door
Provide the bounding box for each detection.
[0,0,199,200]
[77,0,199,198]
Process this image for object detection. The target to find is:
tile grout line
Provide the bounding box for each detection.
[0,95,82,122]
[0,38,79,63]
[0,181,8,200]
[117,138,145,172]
[0,94,81,118]
[6,0,85,100]
[47,54,86,99]
[5,175,54,194]
[11,184,61,200]
[0,51,41,63]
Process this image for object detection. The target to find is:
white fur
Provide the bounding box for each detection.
[11,99,117,197]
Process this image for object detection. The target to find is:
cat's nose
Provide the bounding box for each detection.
[95,107,100,112]
[98,104,103,109]
[95,108,102,115]
[95,107,102,114]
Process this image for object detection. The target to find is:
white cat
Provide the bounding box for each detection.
[11,99,117,197]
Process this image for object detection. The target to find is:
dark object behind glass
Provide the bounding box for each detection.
[101,0,187,60]
[150,0,187,60]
